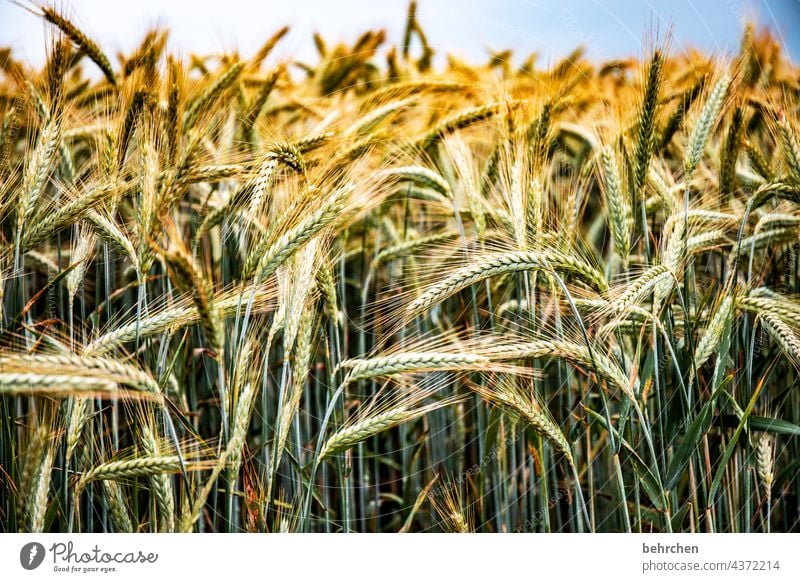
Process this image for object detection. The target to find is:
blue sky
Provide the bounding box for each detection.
[1,0,798,68]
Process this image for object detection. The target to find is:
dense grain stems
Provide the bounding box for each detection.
[2,7,799,534]
[184,378,258,531]
[272,313,315,475]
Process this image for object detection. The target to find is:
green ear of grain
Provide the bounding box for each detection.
[684,74,731,175]
[600,145,631,262]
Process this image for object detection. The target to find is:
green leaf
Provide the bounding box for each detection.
[583,404,665,511]
[665,316,734,491]
[709,378,766,500]
[670,502,691,531]
[748,416,800,436]
[483,405,503,456]
[665,374,733,491]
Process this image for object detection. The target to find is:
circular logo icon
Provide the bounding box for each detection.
[20,542,46,570]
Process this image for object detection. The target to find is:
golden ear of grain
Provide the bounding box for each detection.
[760,312,800,367]
[607,264,672,314]
[319,386,461,461]
[429,479,473,533]
[243,185,351,281]
[21,426,55,532]
[318,406,416,460]
[776,113,800,185]
[406,249,608,318]
[16,115,63,236]
[84,284,274,355]
[756,433,775,492]
[183,61,245,130]
[481,339,635,401]
[41,7,117,85]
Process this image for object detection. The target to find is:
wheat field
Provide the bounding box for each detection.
[0,2,799,533]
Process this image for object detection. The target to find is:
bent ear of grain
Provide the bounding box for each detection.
[318,389,463,461]
[0,354,162,401]
[405,249,608,319]
[83,284,275,355]
[470,377,574,468]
